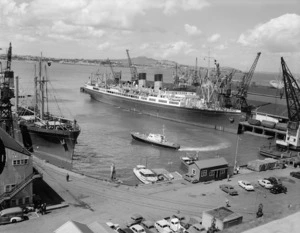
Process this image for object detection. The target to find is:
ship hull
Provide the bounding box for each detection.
[131,133,180,150]
[16,122,80,169]
[82,86,244,134]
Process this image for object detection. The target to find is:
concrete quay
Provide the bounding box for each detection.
[1,156,300,233]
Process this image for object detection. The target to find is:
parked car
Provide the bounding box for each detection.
[219,184,238,195]
[185,223,206,233]
[258,179,273,189]
[267,177,282,185]
[290,171,300,179]
[118,228,134,233]
[141,221,156,233]
[270,184,287,194]
[155,219,172,233]
[0,207,25,225]
[169,218,184,232]
[127,214,144,227]
[293,158,300,168]
[183,174,199,183]
[130,225,146,233]
[238,180,254,191]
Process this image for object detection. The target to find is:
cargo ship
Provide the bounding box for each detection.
[81,73,245,134]
[14,56,80,169]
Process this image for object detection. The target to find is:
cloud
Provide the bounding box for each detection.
[184,24,202,36]
[215,44,227,50]
[237,13,300,53]
[97,42,111,50]
[207,34,221,43]
[163,0,209,15]
[159,41,194,58]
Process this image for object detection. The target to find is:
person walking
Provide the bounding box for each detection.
[66,173,69,182]
[226,199,230,207]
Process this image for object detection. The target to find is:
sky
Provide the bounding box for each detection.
[0,0,300,72]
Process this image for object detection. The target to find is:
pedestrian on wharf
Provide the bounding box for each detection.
[226,199,230,207]
[66,173,69,182]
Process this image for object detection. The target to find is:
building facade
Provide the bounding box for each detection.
[202,206,243,231]
[0,128,40,209]
[188,157,228,182]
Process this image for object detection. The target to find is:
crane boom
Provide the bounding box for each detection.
[238,52,261,98]
[126,49,138,82]
[6,42,12,71]
[281,57,300,122]
[232,52,261,112]
[107,58,121,84]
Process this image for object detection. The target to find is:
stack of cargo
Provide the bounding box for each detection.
[247,158,278,171]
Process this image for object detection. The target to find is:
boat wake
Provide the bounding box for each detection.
[179,142,230,152]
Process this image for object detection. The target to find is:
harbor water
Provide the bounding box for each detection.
[11,60,277,184]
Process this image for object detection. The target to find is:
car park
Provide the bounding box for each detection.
[258,179,273,189]
[219,184,238,195]
[155,219,172,233]
[183,174,199,183]
[290,171,300,179]
[130,224,146,233]
[270,184,287,194]
[238,180,254,191]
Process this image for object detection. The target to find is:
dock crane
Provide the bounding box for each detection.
[107,58,121,84]
[0,42,15,137]
[280,57,300,149]
[126,49,138,83]
[232,52,261,112]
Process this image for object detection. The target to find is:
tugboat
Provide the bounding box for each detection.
[131,127,180,150]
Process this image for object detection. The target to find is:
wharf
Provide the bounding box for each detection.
[238,121,286,139]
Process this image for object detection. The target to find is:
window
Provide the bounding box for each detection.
[201,170,207,177]
[25,197,30,204]
[169,101,179,105]
[149,98,156,102]
[12,159,29,166]
[209,171,214,176]
[18,198,23,205]
[158,99,167,103]
[220,169,225,174]
[11,199,16,207]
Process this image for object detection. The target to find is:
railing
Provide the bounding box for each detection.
[0,172,42,204]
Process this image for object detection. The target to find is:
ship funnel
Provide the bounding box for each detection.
[138,73,147,88]
[154,74,163,91]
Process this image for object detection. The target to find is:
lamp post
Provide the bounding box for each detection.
[234,135,240,174]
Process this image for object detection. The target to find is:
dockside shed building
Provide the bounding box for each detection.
[202,206,243,230]
[188,157,228,182]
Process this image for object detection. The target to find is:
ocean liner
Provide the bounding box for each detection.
[15,56,80,169]
[81,72,245,134]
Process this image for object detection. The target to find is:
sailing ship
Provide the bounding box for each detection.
[15,56,80,169]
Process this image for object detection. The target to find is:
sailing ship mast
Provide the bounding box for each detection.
[35,53,49,121]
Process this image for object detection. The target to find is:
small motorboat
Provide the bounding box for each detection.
[131,132,180,150]
[133,165,158,184]
[269,80,284,89]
